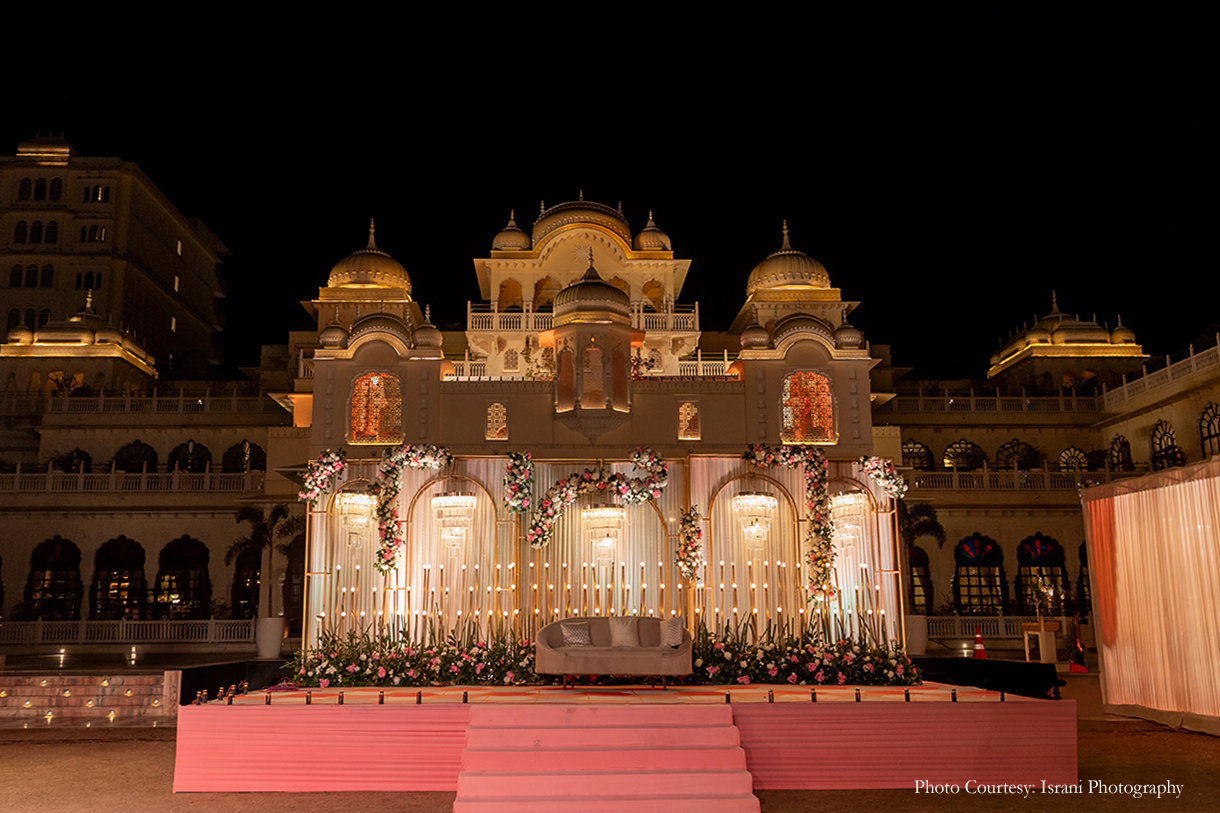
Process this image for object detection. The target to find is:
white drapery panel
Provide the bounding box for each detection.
[1083,457,1220,731]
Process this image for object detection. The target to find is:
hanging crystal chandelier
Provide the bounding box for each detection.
[432,491,477,553]
[336,481,376,547]
[582,502,625,565]
[733,491,777,553]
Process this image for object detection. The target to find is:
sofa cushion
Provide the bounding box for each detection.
[609,617,640,647]
[660,616,684,648]
[560,620,593,647]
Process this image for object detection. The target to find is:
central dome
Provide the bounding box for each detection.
[532,198,632,248]
[327,221,412,292]
[553,252,631,327]
[746,222,830,296]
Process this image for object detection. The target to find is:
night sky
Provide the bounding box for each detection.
[6,11,1209,382]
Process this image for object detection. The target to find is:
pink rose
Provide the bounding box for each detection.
[737,676,750,684]
[345,664,356,673]
[319,679,330,688]
[377,667,386,678]
[787,673,799,684]
[837,673,846,685]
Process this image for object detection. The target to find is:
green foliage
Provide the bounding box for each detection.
[226,504,303,565]
[898,501,947,550]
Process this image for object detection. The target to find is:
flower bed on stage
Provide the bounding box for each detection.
[288,625,921,689]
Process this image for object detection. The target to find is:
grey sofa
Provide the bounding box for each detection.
[535,616,693,688]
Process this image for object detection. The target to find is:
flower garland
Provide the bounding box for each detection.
[525,447,668,548]
[299,449,347,505]
[372,444,454,572]
[742,444,835,600]
[675,506,704,581]
[858,455,908,500]
[503,451,533,514]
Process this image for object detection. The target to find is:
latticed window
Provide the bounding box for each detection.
[996,439,1040,470]
[908,545,932,614]
[902,439,932,470]
[1059,447,1088,470]
[678,402,700,440]
[24,536,83,620]
[486,401,508,440]
[1015,533,1067,614]
[952,534,1005,614]
[1150,420,1184,471]
[1108,435,1133,470]
[90,536,147,620]
[1201,404,1220,458]
[582,345,605,407]
[943,439,986,470]
[503,349,519,372]
[350,372,403,444]
[781,372,834,444]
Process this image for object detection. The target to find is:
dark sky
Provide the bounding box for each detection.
[6,11,1210,381]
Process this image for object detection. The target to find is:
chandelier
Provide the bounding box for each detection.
[336,480,376,547]
[733,491,777,553]
[432,491,477,553]
[582,502,625,565]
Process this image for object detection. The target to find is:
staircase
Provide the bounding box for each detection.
[454,705,759,812]
[0,673,177,722]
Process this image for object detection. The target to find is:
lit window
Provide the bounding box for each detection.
[1108,435,1133,471]
[1015,533,1067,614]
[678,401,700,440]
[943,439,985,470]
[902,439,932,470]
[350,372,403,444]
[1059,447,1088,470]
[952,533,1006,615]
[781,372,834,444]
[176,239,182,256]
[908,545,932,614]
[996,439,1039,470]
[486,402,508,440]
[173,275,180,292]
[170,316,177,332]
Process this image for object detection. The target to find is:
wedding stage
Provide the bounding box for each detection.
[173,682,1078,796]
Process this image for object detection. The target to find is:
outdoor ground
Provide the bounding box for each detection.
[1,674,1216,812]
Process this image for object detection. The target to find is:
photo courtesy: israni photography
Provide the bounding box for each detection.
[913,779,1184,799]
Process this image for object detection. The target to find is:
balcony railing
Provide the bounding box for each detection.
[925,615,1070,639]
[0,469,265,494]
[877,392,1099,414]
[0,391,280,416]
[0,619,255,646]
[466,302,699,333]
[1102,339,1220,409]
[909,467,1138,491]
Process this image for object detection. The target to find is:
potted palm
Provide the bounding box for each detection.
[227,505,303,659]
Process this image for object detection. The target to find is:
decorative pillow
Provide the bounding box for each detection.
[560,621,593,647]
[609,617,640,647]
[660,616,684,648]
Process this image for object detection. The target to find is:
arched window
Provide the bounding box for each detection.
[908,545,932,615]
[1201,404,1220,459]
[678,401,700,440]
[9,265,22,288]
[943,439,986,470]
[497,278,523,311]
[44,221,58,244]
[40,265,53,288]
[556,348,575,411]
[155,536,212,619]
[87,225,98,242]
[84,186,92,203]
[90,536,148,620]
[952,533,1006,615]
[486,401,508,440]
[781,371,834,444]
[642,279,665,311]
[902,439,933,470]
[49,178,62,201]
[221,441,266,472]
[1150,420,1184,471]
[55,448,93,473]
[112,440,159,473]
[18,178,31,200]
[503,348,519,372]
[25,265,37,288]
[647,349,662,371]
[349,372,403,444]
[29,221,43,243]
[33,178,46,200]
[1059,447,1088,470]
[1108,435,1133,471]
[14,221,27,243]
[24,536,83,620]
[1015,533,1067,615]
[7,309,20,332]
[582,345,605,407]
[231,546,261,620]
[23,308,35,329]
[533,276,561,309]
[996,439,1040,470]
[168,440,212,472]
[84,271,94,288]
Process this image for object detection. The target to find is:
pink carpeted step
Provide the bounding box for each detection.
[461,745,747,772]
[454,704,759,812]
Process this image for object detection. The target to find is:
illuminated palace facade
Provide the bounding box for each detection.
[3,138,1218,656]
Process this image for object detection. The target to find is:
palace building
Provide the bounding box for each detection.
[2,139,1217,660]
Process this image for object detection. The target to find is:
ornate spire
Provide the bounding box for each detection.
[84,290,94,312]
[507,209,516,227]
[1049,290,1060,315]
[579,189,584,201]
[780,220,792,251]
[424,304,432,324]
[366,218,377,251]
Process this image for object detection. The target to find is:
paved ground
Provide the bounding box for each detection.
[1,674,1217,812]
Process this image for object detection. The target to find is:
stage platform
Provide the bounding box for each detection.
[174,683,1078,795]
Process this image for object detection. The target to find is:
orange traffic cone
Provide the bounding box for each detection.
[972,626,987,659]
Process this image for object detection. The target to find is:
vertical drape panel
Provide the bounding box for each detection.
[1083,459,1220,721]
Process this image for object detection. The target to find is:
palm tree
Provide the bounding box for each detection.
[897,500,946,551]
[226,505,303,619]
